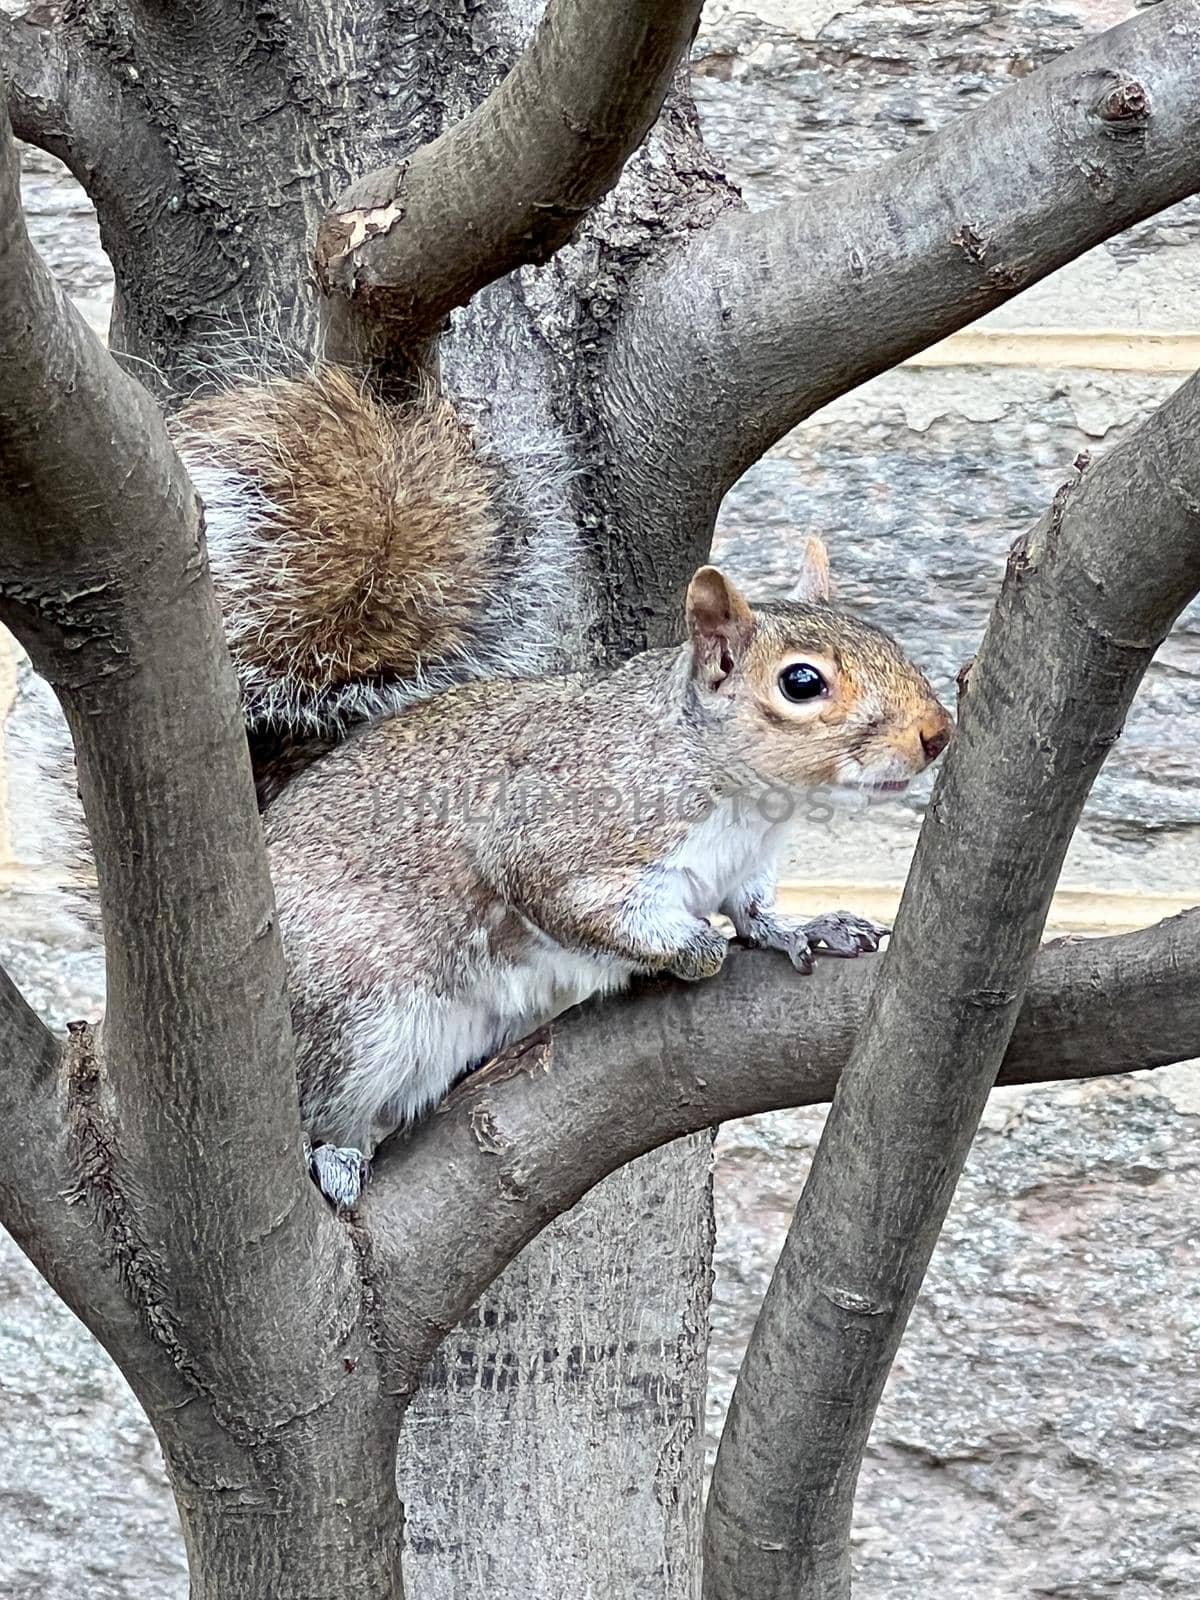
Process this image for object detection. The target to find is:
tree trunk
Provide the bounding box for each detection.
[163,1427,406,1600]
[33,2,730,1590]
[399,1148,713,1597]
[396,51,727,1596]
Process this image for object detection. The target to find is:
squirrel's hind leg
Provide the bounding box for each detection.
[304,1136,372,1211]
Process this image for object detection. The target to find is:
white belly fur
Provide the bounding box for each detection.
[320,937,629,1149]
[316,798,781,1150]
[659,797,784,915]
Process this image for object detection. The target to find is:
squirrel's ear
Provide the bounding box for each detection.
[793,536,831,603]
[686,566,756,690]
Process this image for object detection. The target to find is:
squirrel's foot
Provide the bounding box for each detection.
[735,907,886,973]
[306,1139,371,1211]
[666,924,729,982]
[732,904,815,973]
[800,910,889,958]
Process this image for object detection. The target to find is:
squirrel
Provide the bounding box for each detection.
[38,364,953,1208]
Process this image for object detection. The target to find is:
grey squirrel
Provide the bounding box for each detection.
[99,366,954,1206]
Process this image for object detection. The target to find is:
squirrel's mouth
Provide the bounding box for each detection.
[860,777,912,806]
[828,772,914,805]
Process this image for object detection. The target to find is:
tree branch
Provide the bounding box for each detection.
[702,380,1200,1590]
[606,0,1200,542]
[0,7,74,148]
[0,974,243,1537]
[317,0,703,367]
[0,102,343,1393]
[360,910,1199,1396]
[0,963,64,1241]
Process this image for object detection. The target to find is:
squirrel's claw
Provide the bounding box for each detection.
[785,933,815,975]
[801,910,889,958]
[305,1139,371,1211]
[729,903,815,973]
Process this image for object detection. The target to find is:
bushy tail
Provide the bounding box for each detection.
[174,365,579,748]
[7,357,582,905]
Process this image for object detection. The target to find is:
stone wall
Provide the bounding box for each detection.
[698,0,1200,915]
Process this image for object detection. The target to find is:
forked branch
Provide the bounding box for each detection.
[317,0,704,364]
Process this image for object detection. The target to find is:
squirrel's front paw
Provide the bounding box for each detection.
[667,925,729,982]
[306,1140,371,1211]
[801,910,889,958]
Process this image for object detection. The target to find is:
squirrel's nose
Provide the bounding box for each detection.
[919,716,951,765]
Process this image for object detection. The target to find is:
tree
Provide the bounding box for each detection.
[1,1,1198,1596]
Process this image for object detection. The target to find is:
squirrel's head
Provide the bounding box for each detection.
[685,540,951,798]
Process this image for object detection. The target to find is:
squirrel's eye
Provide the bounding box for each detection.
[778,662,827,703]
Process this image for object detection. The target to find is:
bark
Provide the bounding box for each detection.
[703,373,1200,1599]
[605,0,1200,549]
[167,1428,406,1600]
[0,965,70,1276]
[318,0,704,364]
[0,6,73,142]
[361,910,1200,1394]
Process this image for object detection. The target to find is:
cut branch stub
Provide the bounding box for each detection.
[1096,78,1151,123]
